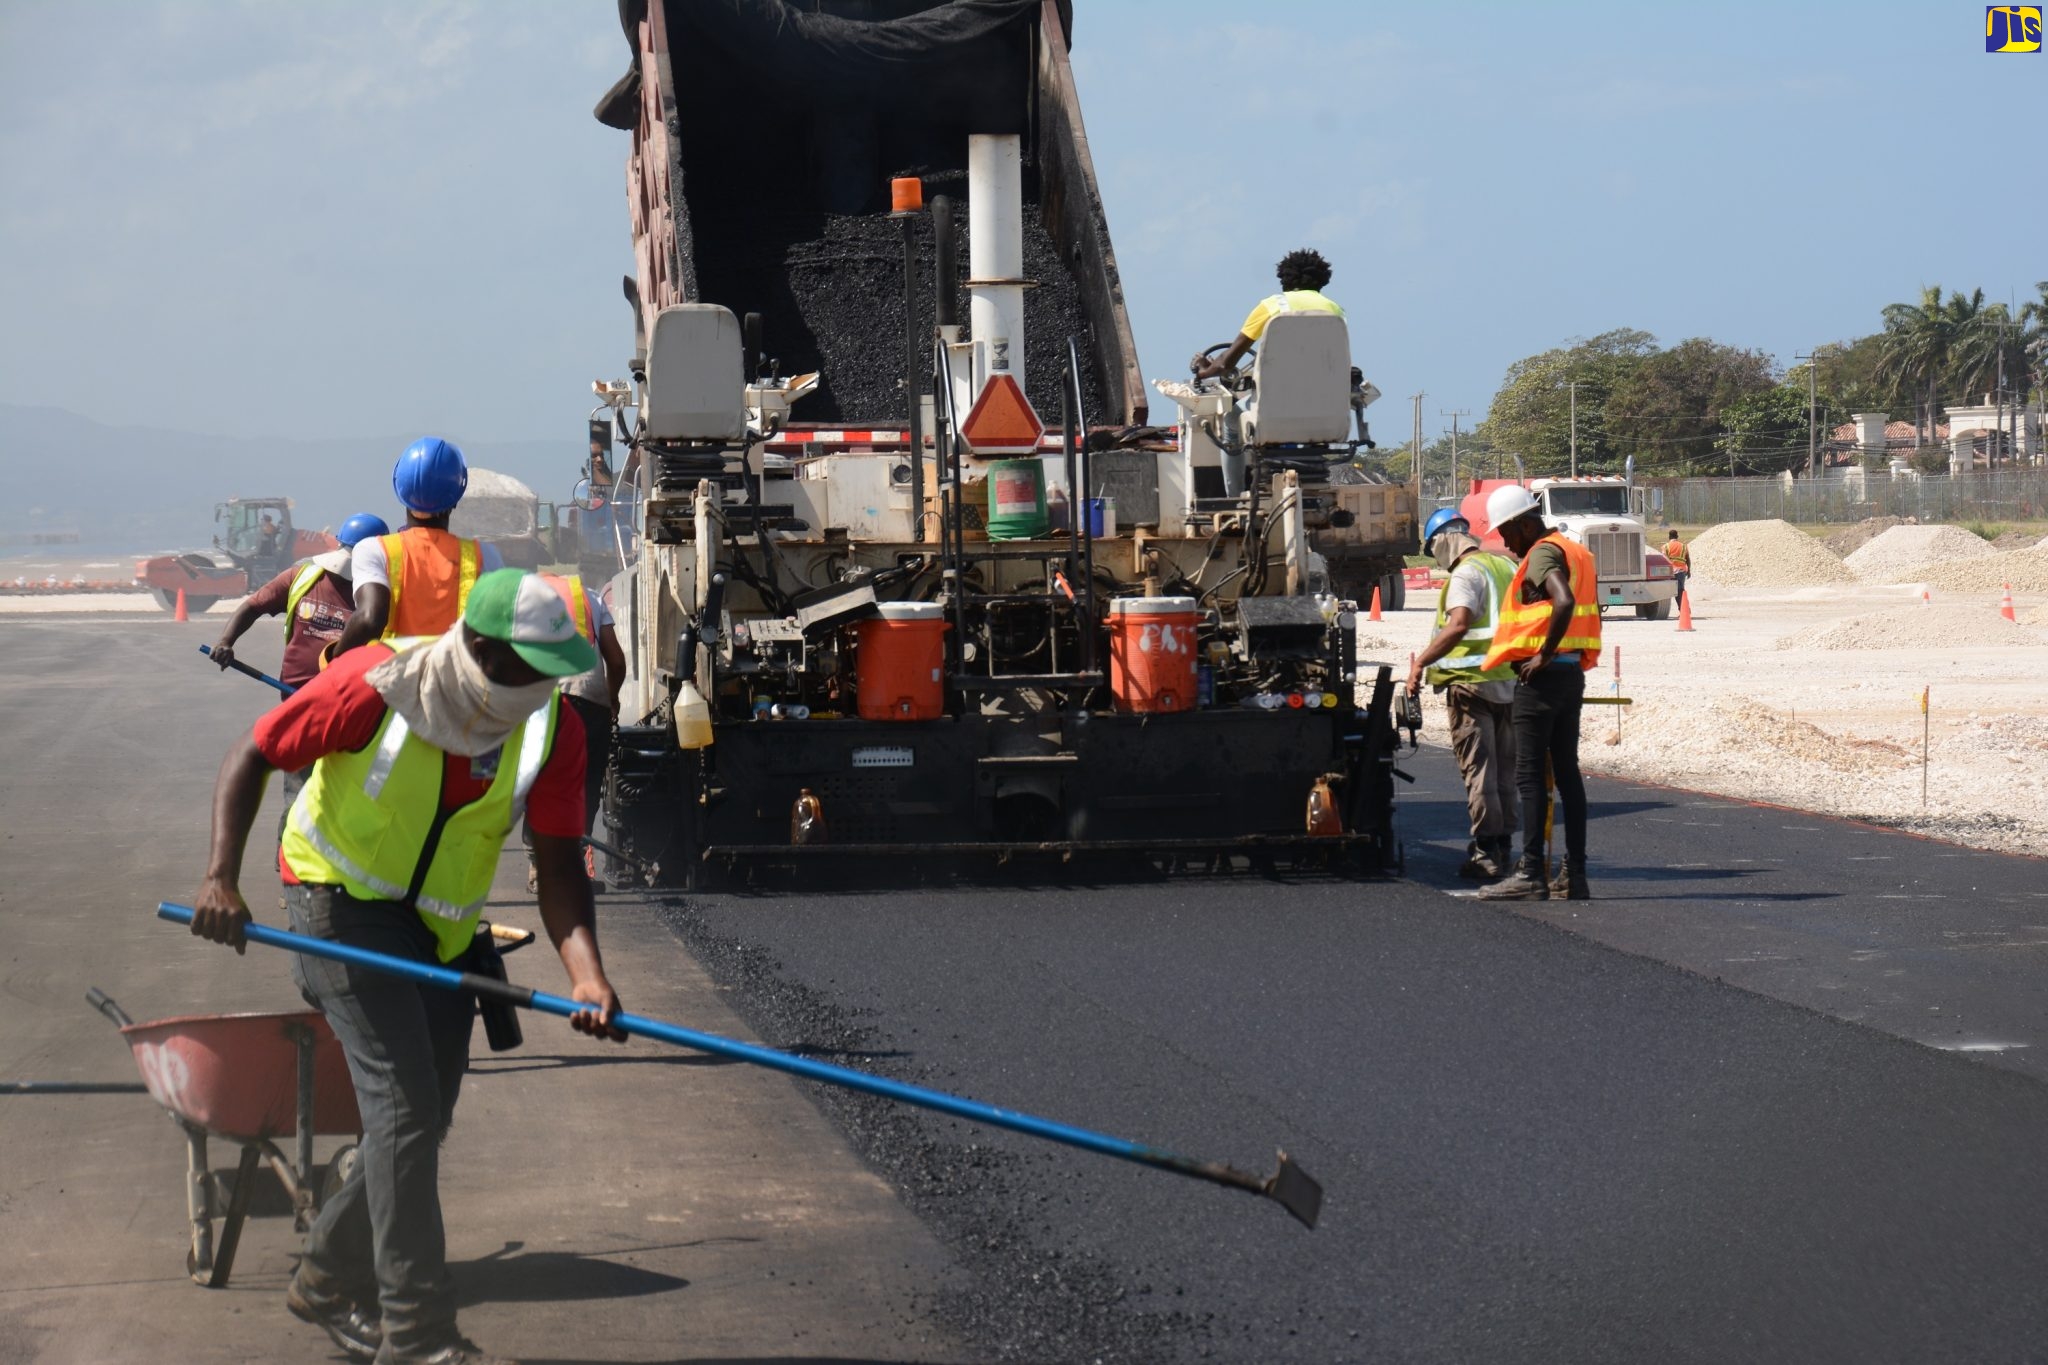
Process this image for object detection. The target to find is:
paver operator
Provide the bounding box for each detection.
[332,437,502,657]
[1474,485,1602,902]
[210,513,390,695]
[1191,248,1345,380]
[1406,509,1520,881]
[523,572,627,893]
[189,568,626,1365]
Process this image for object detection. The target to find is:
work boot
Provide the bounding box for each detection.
[1551,860,1591,901]
[376,1335,518,1365]
[1476,860,1550,901]
[286,1276,381,1362]
[1456,841,1503,881]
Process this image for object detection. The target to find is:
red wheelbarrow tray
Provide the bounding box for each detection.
[122,1009,361,1138]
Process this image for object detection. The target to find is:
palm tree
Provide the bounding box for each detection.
[1876,286,1952,446]
[2023,280,2048,396]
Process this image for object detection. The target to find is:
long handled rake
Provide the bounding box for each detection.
[155,903,1321,1227]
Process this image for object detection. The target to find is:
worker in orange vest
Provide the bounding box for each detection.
[1475,485,1602,902]
[1662,531,1689,616]
[524,572,628,892]
[331,438,502,657]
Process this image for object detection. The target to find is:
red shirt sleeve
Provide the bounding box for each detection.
[523,702,587,838]
[244,565,297,615]
[253,644,395,772]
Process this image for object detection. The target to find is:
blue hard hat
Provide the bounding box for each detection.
[336,513,391,548]
[392,437,468,515]
[1422,507,1470,549]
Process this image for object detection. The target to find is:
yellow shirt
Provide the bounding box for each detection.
[1239,289,1345,342]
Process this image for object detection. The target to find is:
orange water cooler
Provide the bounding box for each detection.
[856,602,949,720]
[1107,597,1200,714]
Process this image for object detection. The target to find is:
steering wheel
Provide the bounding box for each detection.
[1191,340,1257,391]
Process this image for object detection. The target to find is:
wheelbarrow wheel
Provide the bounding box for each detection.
[319,1142,359,1210]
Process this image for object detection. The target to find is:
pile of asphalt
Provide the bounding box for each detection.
[655,896,1186,1365]
[693,184,1109,429]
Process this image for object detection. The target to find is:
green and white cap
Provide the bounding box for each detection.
[462,568,598,678]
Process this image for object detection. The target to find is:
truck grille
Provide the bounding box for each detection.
[1584,529,1641,581]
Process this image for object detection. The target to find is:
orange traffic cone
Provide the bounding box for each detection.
[174,587,189,622]
[1676,589,1693,632]
[2000,583,2016,623]
[1921,587,1931,606]
[1368,584,1383,622]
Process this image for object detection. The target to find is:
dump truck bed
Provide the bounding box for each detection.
[616,0,1143,427]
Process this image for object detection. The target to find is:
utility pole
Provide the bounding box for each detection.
[1441,408,1470,495]
[1410,391,1425,528]
[1795,352,1818,478]
[1567,381,1580,478]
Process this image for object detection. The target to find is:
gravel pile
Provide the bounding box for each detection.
[1922,543,2048,593]
[1688,519,1854,588]
[1789,603,2045,651]
[1823,515,1909,556]
[1843,524,1995,583]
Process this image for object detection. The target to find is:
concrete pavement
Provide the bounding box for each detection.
[0,616,971,1364]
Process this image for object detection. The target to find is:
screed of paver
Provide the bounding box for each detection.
[0,618,971,1364]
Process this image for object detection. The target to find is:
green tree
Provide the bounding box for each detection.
[1603,337,1776,474]
[1720,385,1821,473]
[2023,280,2048,401]
[1476,328,1655,476]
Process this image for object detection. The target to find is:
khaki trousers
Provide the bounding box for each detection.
[1445,685,1518,843]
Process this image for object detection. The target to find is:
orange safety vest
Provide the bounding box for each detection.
[1482,533,1602,673]
[1664,540,1689,571]
[540,572,595,642]
[380,528,481,639]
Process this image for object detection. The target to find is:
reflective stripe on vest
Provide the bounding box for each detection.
[1481,533,1603,673]
[281,690,561,962]
[283,561,326,644]
[540,572,594,642]
[380,529,482,640]
[1425,552,1518,686]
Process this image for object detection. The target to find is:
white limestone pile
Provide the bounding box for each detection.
[1843,524,1995,583]
[1793,603,2046,651]
[1921,543,2048,593]
[1687,519,1854,588]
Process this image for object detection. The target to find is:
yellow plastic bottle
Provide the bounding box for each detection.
[674,679,714,749]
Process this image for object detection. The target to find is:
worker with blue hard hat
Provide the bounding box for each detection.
[1407,499,1522,881]
[331,438,502,658]
[211,511,392,697]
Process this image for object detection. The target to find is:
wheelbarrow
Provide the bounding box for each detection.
[87,987,361,1288]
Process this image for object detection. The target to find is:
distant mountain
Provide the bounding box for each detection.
[0,403,584,554]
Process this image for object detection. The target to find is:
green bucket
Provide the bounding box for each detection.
[985,458,1049,541]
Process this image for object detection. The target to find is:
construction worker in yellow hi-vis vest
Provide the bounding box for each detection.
[1407,508,1521,882]
[187,569,623,1363]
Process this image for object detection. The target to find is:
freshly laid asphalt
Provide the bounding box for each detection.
[659,747,2048,1364]
[5,612,2046,1363]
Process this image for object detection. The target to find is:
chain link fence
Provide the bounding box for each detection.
[1645,470,2048,527]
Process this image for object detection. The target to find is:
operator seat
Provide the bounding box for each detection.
[1243,312,1353,446]
[644,304,746,442]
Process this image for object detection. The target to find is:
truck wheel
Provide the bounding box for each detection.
[1378,572,1406,612]
[1636,599,1671,621]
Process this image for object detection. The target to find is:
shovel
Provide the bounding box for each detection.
[155,902,1321,1228]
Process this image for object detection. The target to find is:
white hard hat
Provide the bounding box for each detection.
[1486,484,1541,530]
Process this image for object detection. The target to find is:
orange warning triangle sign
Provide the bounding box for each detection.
[960,373,1044,453]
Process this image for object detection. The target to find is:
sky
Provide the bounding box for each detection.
[0,0,2042,463]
